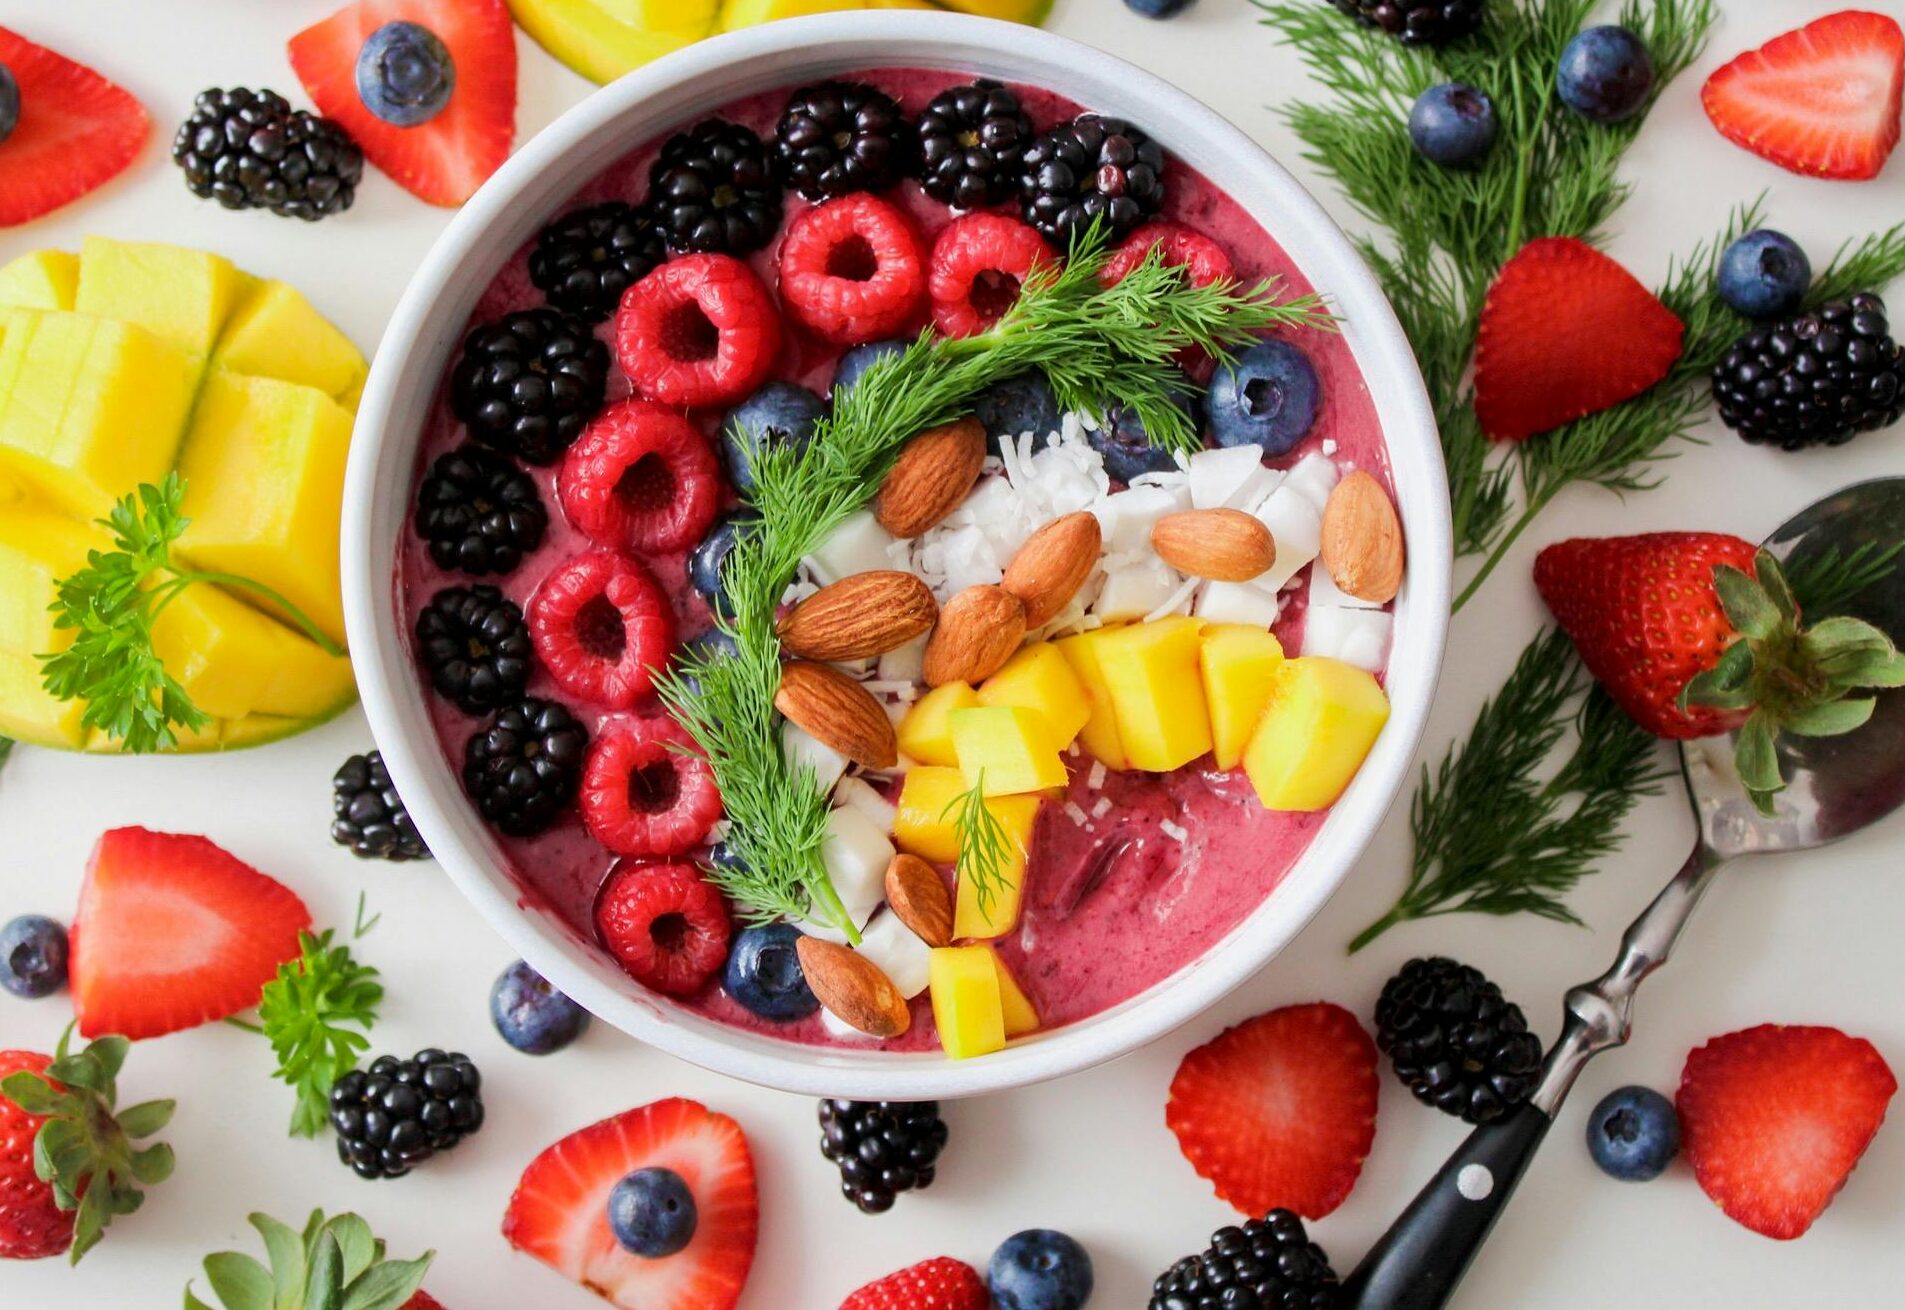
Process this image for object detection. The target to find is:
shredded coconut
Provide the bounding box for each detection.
[1090,796,1113,820]
[1160,819,1188,843]
[1087,760,1107,789]
[1064,801,1090,827]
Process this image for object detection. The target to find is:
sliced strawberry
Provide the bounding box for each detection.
[1701,11,1903,181]
[1678,1025,1897,1240]
[288,0,515,206]
[1473,236,1684,442]
[503,1098,757,1310]
[0,28,148,227]
[839,1256,989,1310]
[70,828,310,1040]
[1165,1001,1379,1219]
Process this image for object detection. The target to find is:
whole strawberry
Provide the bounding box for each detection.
[840,1256,989,1310]
[0,1051,72,1261]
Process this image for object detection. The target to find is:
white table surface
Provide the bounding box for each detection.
[3,1,1902,1306]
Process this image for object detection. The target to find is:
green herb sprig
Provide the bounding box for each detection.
[186,1209,432,1310]
[943,772,1015,922]
[254,930,384,1138]
[1787,540,1905,621]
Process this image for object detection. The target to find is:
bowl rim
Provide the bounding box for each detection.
[344,10,1452,1099]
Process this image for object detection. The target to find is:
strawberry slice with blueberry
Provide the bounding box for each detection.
[838,1256,989,1310]
[503,1098,758,1310]
[288,0,516,206]
[0,27,148,227]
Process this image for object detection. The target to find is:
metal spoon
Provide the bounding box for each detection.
[1343,477,1905,1310]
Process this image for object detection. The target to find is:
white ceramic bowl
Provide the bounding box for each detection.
[345,11,1450,1099]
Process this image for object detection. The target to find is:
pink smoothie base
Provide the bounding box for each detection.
[397,67,1393,1054]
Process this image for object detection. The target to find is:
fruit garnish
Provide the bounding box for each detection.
[594,861,732,996]
[491,959,591,1055]
[1020,114,1166,244]
[255,929,384,1138]
[818,1099,948,1214]
[928,213,1053,338]
[0,1031,175,1263]
[940,771,1015,926]
[530,201,669,324]
[839,1256,988,1310]
[614,254,783,407]
[916,79,1033,210]
[580,718,725,857]
[647,119,783,257]
[72,827,311,1040]
[450,307,610,466]
[0,28,149,227]
[1586,1085,1680,1183]
[1677,1024,1896,1239]
[464,696,590,836]
[778,193,928,343]
[1701,10,1903,182]
[1100,221,1236,290]
[1147,1210,1339,1310]
[561,399,724,553]
[989,1230,1093,1310]
[528,549,677,710]
[172,88,364,221]
[415,584,533,716]
[0,913,67,999]
[503,1099,758,1310]
[1375,957,1543,1125]
[182,1209,433,1310]
[772,81,908,201]
[330,1049,484,1179]
[1166,1001,1379,1219]
[332,749,431,861]
[1711,292,1905,451]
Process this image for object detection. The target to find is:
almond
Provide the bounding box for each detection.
[1320,470,1405,603]
[1002,511,1103,628]
[777,571,938,661]
[921,585,1027,687]
[795,936,911,1038]
[884,853,953,948]
[1151,508,1277,581]
[873,417,988,538]
[774,660,898,769]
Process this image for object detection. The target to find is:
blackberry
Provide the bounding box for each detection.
[416,585,534,716]
[773,81,910,201]
[817,1099,949,1214]
[1327,0,1485,46]
[331,751,430,861]
[413,445,548,577]
[1375,956,1544,1126]
[1712,292,1904,451]
[449,307,609,465]
[329,1049,483,1179]
[463,697,589,836]
[529,201,668,324]
[1020,114,1165,245]
[171,87,363,221]
[1148,1211,1338,1310]
[915,79,1035,211]
[647,119,783,256]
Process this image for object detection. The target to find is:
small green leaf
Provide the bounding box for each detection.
[1784,697,1877,738]
[205,1252,276,1310]
[117,1098,176,1139]
[1800,615,1895,656]
[185,1284,219,1310]
[1733,715,1783,796]
[1755,551,1799,625]
[1714,565,1781,640]
[90,1035,130,1081]
[340,1253,433,1310]
[327,1213,377,1287]
[69,1181,109,1263]
[1,1071,65,1117]
[1681,641,1757,710]
[305,1231,343,1310]
[249,1212,307,1307]
[130,1141,175,1186]
[44,1052,102,1093]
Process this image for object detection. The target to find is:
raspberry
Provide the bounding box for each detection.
[593,861,731,997]
[777,194,927,345]
[580,718,724,857]
[527,550,676,711]
[1101,221,1236,288]
[615,253,782,408]
[928,213,1053,339]
[560,398,724,554]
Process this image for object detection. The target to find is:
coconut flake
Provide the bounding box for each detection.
[1087,760,1107,789]
[1090,796,1114,820]
[1160,819,1188,843]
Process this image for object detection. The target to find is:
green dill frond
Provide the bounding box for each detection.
[942,772,1014,921]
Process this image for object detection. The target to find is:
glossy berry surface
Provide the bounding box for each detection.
[1148,1211,1338,1310]
[528,550,676,711]
[1586,1085,1680,1182]
[594,861,732,997]
[1125,0,1196,15]
[463,697,590,836]
[0,916,68,999]
[490,960,590,1055]
[688,510,761,620]
[172,87,363,220]
[833,339,908,396]
[1712,292,1904,449]
[560,399,724,554]
[579,718,724,858]
[1327,0,1484,47]
[450,307,609,465]
[1717,229,1811,320]
[929,212,1052,338]
[614,253,782,409]
[721,383,825,491]
[1091,375,1202,483]
[331,750,430,861]
[330,1049,484,1179]
[915,79,1034,210]
[416,584,534,716]
[1556,25,1656,123]
[1020,114,1166,244]
[608,1166,699,1258]
[723,923,818,1022]
[647,118,782,256]
[773,81,909,200]
[777,193,927,344]
[1409,82,1498,166]
[530,200,667,324]
[1207,340,1321,455]
[1375,956,1545,1125]
[818,1099,949,1214]
[989,1229,1094,1310]
[413,444,547,577]
[974,371,1062,453]
[355,21,455,127]
[0,65,17,145]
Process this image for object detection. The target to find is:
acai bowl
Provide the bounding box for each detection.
[345,11,1450,1099]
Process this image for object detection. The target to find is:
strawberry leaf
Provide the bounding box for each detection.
[204,1252,276,1310]
[1755,550,1800,624]
[1783,697,1878,738]
[192,1209,432,1310]
[1714,563,1781,639]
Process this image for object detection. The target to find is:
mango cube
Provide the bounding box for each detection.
[213,280,368,405]
[1243,656,1390,811]
[1199,625,1286,770]
[1094,617,1212,772]
[952,792,1039,941]
[951,704,1068,796]
[176,371,352,646]
[896,681,978,768]
[152,584,354,722]
[0,507,97,656]
[74,236,244,361]
[1055,630,1128,769]
[0,650,87,749]
[0,251,79,311]
[929,945,1006,1060]
[894,766,968,864]
[990,948,1040,1037]
[978,643,1092,749]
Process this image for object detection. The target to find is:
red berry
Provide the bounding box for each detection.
[615,254,782,408]
[593,861,731,997]
[777,194,928,344]
[581,718,723,857]
[0,29,149,227]
[0,1050,72,1261]
[1100,221,1236,289]
[528,550,676,711]
[560,398,724,554]
[928,213,1053,339]
[839,1256,989,1310]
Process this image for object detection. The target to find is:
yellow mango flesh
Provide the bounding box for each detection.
[596,0,722,32]
[990,948,1039,1037]
[1200,625,1286,771]
[0,251,79,311]
[1243,656,1390,811]
[929,946,1005,1060]
[505,0,708,84]
[150,583,355,722]
[74,236,244,362]
[212,280,368,406]
[0,650,88,749]
[1055,630,1128,769]
[0,506,94,656]
[718,0,866,31]
[951,704,1068,796]
[978,643,1091,750]
[1095,617,1212,772]
[896,681,978,767]
[934,0,1052,20]
[894,765,968,864]
[952,792,1038,940]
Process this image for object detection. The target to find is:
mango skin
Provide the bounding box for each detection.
[1094,617,1213,772]
[1242,656,1390,811]
[1199,625,1286,771]
[978,642,1092,750]
[897,681,979,768]
[929,945,1006,1060]
[506,0,711,85]
[950,704,1068,796]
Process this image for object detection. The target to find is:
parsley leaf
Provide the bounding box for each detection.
[257,931,383,1138]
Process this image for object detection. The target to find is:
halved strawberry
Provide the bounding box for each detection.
[504,1098,757,1310]
[1701,11,1903,182]
[0,27,149,227]
[70,827,310,1040]
[1678,1025,1897,1240]
[288,0,515,206]
[839,1256,989,1310]
[1473,236,1684,442]
[1165,1001,1379,1219]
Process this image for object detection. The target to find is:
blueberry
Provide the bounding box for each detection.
[1090,375,1201,483]
[721,383,825,492]
[675,627,739,702]
[1556,26,1655,123]
[1717,229,1811,320]
[988,1229,1094,1310]
[1207,340,1321,456]
[1409,83,1498,168]
[607,1166,698,1258]
[688,510,761,618]
[974,371,1062,455]
[1124,0,1196,17]
[1586,1085,1680,1182]
[708,841,748,878]
[488,960,589,1055]
[0,915,68,999]
[356,21,456,128]
[0,65,19,147]
[722,922,819,1022]
[832,339,909,397]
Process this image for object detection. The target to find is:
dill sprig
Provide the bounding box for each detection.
[659,226,1329,934]
[255,930,384,1138]
[943,772,1015,922]
[1787,540,1905,621]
